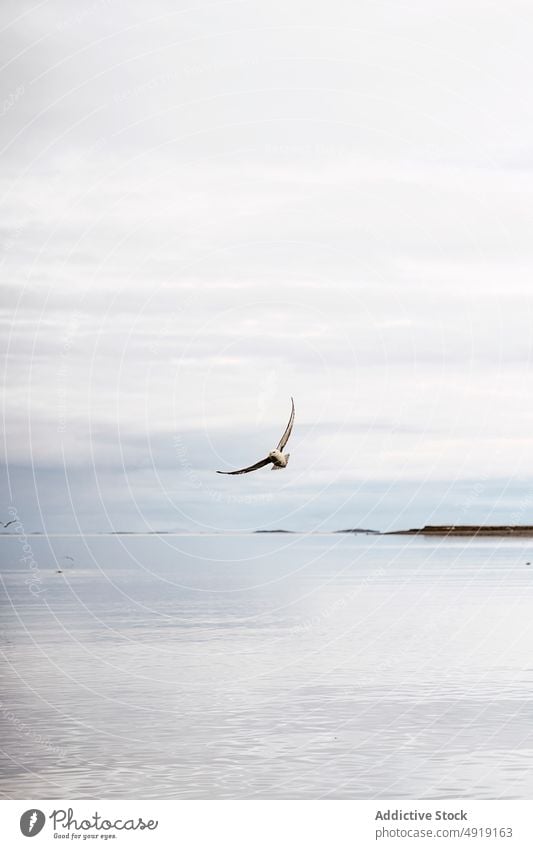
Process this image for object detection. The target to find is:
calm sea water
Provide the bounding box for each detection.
[1,533,532,799]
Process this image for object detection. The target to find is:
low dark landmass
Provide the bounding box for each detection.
[388,525,533,537]
[253,528,382,534]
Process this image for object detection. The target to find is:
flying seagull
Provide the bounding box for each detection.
[217,397,295,475]
[0,520,15,528]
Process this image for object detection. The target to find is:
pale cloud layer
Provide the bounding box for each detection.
[2,1,533,531]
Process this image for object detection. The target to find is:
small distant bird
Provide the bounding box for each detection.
[0,520,15,528]
[217,397,295,475]
[57,555,74,574]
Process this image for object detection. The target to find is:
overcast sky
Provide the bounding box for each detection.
[2,1,533,532]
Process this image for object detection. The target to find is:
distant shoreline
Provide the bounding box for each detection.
[3,525,533,538]
[386,525,533,537]
[0,528,380,537]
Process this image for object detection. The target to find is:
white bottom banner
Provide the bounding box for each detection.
[1,799,533,849]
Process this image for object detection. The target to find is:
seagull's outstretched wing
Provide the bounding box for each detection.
[216,457,271,475]
[277,397,295,451]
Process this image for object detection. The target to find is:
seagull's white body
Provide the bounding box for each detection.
[268,449,289,469]
[217,398,295,476]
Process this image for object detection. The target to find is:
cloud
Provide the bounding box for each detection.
[2,0,533,530]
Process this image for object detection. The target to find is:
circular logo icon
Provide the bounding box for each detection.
[20,809,46,837]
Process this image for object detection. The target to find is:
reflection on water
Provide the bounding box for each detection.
[1,533,533,798]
